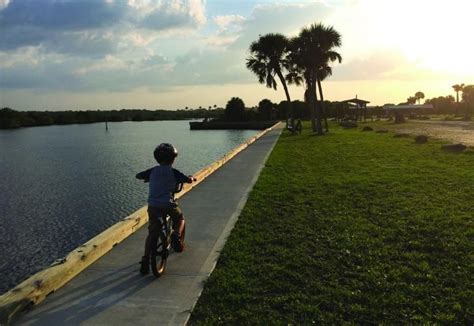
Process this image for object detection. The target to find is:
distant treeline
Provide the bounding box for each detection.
[221,97,385,122]
[0,107,224,129]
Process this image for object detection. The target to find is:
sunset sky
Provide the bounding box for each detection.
[0,0,473,110]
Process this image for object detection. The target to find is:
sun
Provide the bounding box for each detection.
[394,1,474,78]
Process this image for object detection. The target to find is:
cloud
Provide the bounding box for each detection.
[206,14,245,47]
[0,0,206,55]
[213,15,245,31]
[138,0,206,30]
[0,0,10,9]
[333,51,407,81]
[332,50,447,81]
[0,1,334,94]
[0,0,127,30]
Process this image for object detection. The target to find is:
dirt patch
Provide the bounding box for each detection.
[388,120,474,146]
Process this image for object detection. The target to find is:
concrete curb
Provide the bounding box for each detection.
[0,122,281,326]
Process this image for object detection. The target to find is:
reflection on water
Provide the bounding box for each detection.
[0,121,257,294]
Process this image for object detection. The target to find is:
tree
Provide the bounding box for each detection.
[452,83,465,103]
[287,23,342,134]
[317,64,340,132]
[224,97,246,121]
[257,99,275,120]
[246,33,294,126]
[425,95,455,114]
[462,85,474,119]
[462,85,474,104]
[406,96,417,104]
[415,91,425,104]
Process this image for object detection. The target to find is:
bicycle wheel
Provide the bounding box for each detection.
[180,223,186,244]
[151,217,171,277]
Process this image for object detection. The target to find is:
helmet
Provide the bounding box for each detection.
[153,143,178,164]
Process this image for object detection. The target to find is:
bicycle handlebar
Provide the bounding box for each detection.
[174,176,197,194]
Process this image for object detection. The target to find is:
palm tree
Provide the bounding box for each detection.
[452,84,465,103]
[317,58,341,132]
[246,33,294,127]
[415,91,425,104]
[287,23,342,134]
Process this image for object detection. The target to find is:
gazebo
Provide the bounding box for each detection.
[341,96,371,122]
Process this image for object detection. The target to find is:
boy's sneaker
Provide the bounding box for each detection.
[171,233,184,253]
[139,256,149,275]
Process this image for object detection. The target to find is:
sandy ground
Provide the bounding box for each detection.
[383,120,474,146]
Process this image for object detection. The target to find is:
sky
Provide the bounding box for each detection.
[0,0,473,110]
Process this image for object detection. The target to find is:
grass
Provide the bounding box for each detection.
[189,121,474,325]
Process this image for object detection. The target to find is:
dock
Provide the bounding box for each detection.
[13,124,283,325]
[189,121,277,130]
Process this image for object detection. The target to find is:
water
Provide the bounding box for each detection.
[0,121,257,294]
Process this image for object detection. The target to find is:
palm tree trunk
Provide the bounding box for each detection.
[317,78,329,133]
[305,88,316,132]
[313,80,323,134]
[307,86,316,132]
[276,70,293,129]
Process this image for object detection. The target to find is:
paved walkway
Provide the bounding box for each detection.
[17,125,282,326]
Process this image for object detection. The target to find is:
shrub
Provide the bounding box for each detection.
[415,135,428,144]
[442,143,467,153]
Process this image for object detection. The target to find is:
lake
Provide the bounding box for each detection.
[0,121,257,294]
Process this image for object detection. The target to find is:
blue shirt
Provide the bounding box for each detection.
[136,166,192,208]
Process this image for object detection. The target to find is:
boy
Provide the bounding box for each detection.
[136,143,195,275]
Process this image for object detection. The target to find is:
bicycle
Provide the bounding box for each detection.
[150,183,186,277]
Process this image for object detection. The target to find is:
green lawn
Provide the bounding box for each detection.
[189,122,474,325]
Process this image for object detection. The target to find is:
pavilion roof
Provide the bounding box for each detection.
[342,98,371,104]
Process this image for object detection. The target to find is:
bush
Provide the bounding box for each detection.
[415,135,428,144]
[442,143,467,153]
[340,121,358,128]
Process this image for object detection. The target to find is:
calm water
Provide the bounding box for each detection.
[0,121,257,294]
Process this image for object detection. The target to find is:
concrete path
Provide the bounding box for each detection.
[17,125,282,326]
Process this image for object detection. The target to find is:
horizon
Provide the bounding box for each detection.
[0,0,473,111]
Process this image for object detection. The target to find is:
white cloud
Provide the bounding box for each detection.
[0,47,44,68]
[135,0,206,31]
[0,0,10,10]
[73,55,129,76]
[332,50,448,82]
[213,15,245,31]
[206,34,240,47]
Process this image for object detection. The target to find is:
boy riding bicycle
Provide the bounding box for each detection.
[136,143,196,275]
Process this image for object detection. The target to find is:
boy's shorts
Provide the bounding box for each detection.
[147,205,183,233]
